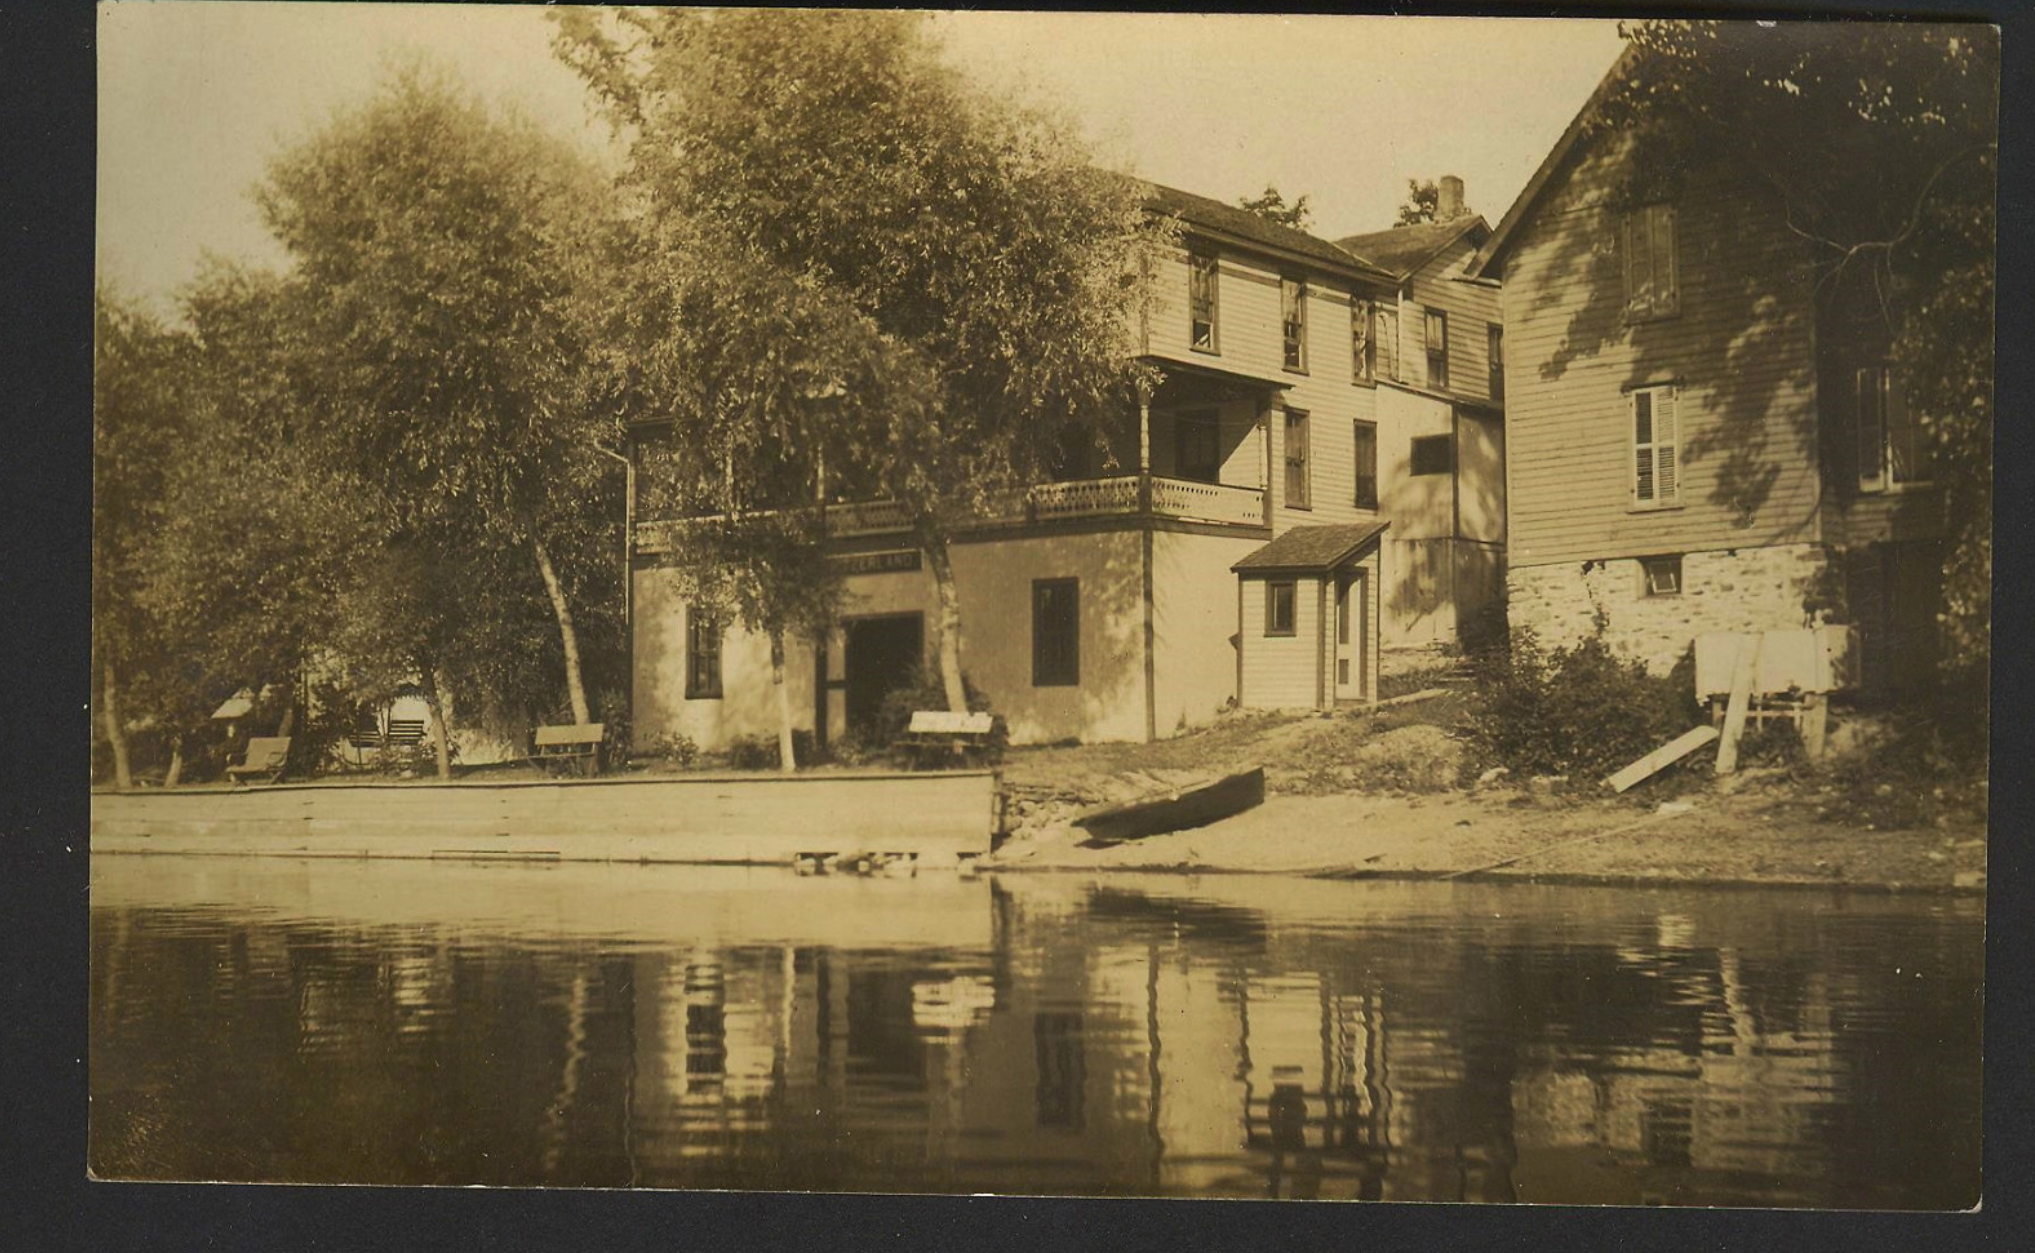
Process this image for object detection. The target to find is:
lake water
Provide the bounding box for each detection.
[89,856,1982,1206]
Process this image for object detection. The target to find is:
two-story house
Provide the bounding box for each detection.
[628,180,1508,750]
[1463,52,1946,697]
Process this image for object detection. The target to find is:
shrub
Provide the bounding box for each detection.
[722,729,820,771]
[871,667,1007,756]
[642,731,699,769]
[595,689,632,764]
[1819,710,1987,830]
[1463,628,1702,787]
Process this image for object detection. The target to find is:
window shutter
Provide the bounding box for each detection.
[1654,387,1679,502]
[1857,368,1886,491]
[1655,205,1679,316]
[1622,214,1639,312]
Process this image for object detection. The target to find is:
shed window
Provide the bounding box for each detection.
[1623,204,1680,320]
[1280,277,1307,372]
[1631,384,1681,507]
[1265,581,1297,637]
[1857,366,1932,491]
[686,607,723,699]
[1352,421,1379,510]
[1351,298,1374,384]
[1642,554,1683,597]
[1424,308,1449,391]
[1189,251,1220,353]
[1032,578,1080,687]
[1411,434,1452,477]
[1488,323,1504,402]
[1375,304,1399,382]
[1283,409,1311,509]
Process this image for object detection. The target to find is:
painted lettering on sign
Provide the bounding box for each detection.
[834,549,922,576]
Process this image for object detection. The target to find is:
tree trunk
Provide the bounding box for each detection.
[923,531,968,713]
[771,632,797,774]
[164,736,184,790]
[102,661,132,790]
[276,687,297,737]
[419,666,455,780]
[534,536,592,726]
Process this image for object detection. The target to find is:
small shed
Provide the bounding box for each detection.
[1232,522,1389,712]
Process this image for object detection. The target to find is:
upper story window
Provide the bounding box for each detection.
[1281,277,1308,373]
[1487,323,1504,402]
[1375,304,1400,382]
[1351,298,1374,384]
[1857,366,1932,491]
[1188,250,1220,353]
[1424,308,1449,391]
[686,607,723,700]
[1284,408,1311,509]
[1630,383,1682,508]
[1352,421,1378,510]
[1623,203,1680,320]
[1410,434,1452,477]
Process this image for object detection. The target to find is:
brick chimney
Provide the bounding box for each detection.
[1438,175,1466,221]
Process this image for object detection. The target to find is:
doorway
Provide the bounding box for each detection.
[1334,570,1368,703]
[844,613,925,737]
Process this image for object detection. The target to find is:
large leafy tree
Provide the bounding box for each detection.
[554,8,1164,714]
[1596,21,1996,690]
[255,65,623,755]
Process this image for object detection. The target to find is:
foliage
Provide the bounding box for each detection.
[1393,178,1443,226]
[1236,184,1312,230]
[872,668,1005,754]
[1463,629,1703,787]
[1817,711,1986,831]
[640,731,700,770]
[1599,21,1997,683]
[722,730,819,772]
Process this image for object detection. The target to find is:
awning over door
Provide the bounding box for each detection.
[1231,522,1389,576]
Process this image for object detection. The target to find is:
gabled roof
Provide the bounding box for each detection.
[1231,522,1389,576]
[1335,216,1489,282]
[1137,180,1395,285]
[1464,43,1640,282]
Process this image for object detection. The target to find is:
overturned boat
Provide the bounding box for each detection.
[1073,766,1266,846]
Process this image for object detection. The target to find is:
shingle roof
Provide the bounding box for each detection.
[1335,216,1488,280]
[1136,180,1393,282]
[1231,522,1390,575]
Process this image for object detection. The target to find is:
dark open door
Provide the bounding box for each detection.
[844,614,925,737]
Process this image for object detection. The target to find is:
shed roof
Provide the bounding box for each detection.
[1335,216,1488,280]
[1231,522,1389,575]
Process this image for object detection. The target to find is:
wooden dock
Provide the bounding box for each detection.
[91,770,1000,867]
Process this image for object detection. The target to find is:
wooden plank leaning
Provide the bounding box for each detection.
[1604,725,1721,794]
[1714,631,1765,775]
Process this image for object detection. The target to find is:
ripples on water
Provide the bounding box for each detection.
[88,857,1981,1206]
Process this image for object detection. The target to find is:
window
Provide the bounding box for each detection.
[1857,366,1932,491]
[1281,277,1308,372]
[1265,581,1297,637]
[1352,421,1379,510]
[1488,324,1504,402]
[1623,204,1680,320]
[1188,251,1220,353]
[686,607,723,699]
[1351,297,1374,384]
[1032,578,1080,686]
[1630,384,1681,507]
[1375,304,1400,382]
[1424,307,1449,391]
[1174,409,1222,483]
[1642,554,1683,596]
[1410,434,1452,477]
[1283,409,1311,509]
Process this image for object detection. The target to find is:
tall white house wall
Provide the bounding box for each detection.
[1152,531,1266,734]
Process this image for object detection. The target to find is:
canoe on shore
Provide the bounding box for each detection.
[1073,767,1266,845]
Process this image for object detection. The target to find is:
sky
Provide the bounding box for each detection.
[97,4,1628,317]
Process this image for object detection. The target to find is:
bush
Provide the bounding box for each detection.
[643,731,700,769]
[872,667,1007,756]
[722,729,820,771]
[1463,628,1702,788]
[595,689,632,765]
[1819,710,1987,829]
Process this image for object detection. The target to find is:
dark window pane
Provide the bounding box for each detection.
[1266,581,1297,636]
[1032,579,1080,686]
[1410,435,1452,477]
[1352,422,1378,510]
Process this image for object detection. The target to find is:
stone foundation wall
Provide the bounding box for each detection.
[1508,544,1829,674]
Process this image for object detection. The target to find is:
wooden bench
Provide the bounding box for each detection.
[384,717,427,747]
[532,723,605,776]
[226,736,292,786]
[901,711,998,769]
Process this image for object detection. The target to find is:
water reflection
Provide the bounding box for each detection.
[89,858,1981,1206]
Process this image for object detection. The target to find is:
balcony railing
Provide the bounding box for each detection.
[636,474,1265,552]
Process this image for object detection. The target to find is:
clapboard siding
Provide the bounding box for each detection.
[1239,574,1323,709]
[1500,151,1824,568]
[1406,236,1504,406]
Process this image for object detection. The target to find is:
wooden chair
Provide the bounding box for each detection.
[226,736,292,786]
[901,711,999,769]
[531,723,605,777]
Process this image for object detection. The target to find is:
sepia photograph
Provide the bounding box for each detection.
[88,4,1993,1208]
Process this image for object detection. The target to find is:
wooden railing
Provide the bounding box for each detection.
[637,475,1264,551]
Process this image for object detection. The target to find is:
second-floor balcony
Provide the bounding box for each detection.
[636,473,1266,554]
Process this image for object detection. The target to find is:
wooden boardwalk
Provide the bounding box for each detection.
[91,771,1000,867]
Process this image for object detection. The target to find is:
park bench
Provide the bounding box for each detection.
[901,710,999,769]
[226,736,292,786]
[384,717,427,746]
[532,723,605,777]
